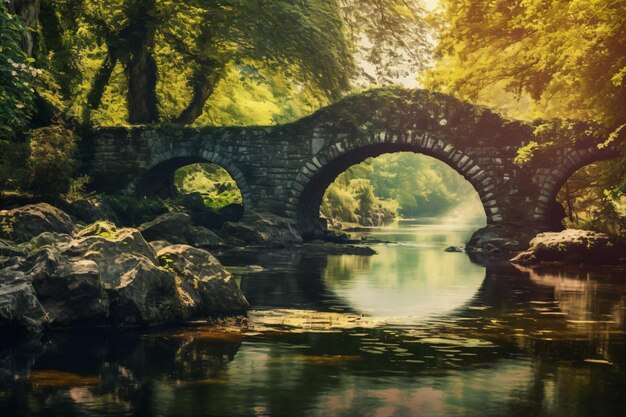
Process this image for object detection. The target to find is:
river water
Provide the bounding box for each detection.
[1,220,625,417]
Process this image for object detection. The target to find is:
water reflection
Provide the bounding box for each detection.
[1,220,625,416]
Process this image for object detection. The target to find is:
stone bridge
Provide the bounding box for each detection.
[83,88,622,238]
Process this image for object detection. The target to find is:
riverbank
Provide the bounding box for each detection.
[2,199,625,340]
[0,201,379,338]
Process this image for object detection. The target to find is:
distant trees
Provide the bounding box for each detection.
[321,153,484,225]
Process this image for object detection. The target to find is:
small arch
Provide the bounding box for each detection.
[532,145,621,228]
[287,131,501,238]
[129,154,252,210]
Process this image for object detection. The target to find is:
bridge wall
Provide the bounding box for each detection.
[84,89,621,238]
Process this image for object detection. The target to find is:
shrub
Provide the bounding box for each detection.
[28,124,78,197]
[0,4,37,142]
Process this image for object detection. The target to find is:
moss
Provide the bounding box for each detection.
[76,220,118,239]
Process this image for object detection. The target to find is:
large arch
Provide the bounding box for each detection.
[287,131,501,238]
[127,150,253,210]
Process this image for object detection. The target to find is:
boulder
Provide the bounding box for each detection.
[103,254,182,324]
[157,245,249,314]
[139,212,192,243]
[218,204,244,223]
[221,211,302,247]
[465,224,533,255]
[75,220,118,239]
[65,197,120,225]
[301,242,377,256]
[20,248,108,326]
[510,229,626,266]
[444,246,464,253]
[0,204,250,333]
[178,193,243,228]
[18,232,73,254]
[0,271,49,335]
[0,203,74,243]
[186,226,226,248]
[67,228,158,271]
[0,239,26,259]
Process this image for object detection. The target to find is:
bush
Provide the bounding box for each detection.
[0,4,37,142]
[28,124,78,197]
[174,163,243,210]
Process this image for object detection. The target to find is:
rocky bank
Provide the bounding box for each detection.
[0,203,249,337]
[510,229,626,266]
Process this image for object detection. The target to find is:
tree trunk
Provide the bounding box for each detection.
[124,0,159,124]
[7,0,41,56]
[82,52,118,125]
[175,77,216,125]
[126,45,159,124]
[126,41,159,124]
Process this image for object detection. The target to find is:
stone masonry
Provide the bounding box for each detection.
[83,88,622,238]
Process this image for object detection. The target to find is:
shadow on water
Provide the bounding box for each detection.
[1,220,626,416]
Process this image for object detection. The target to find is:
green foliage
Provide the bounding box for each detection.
[320,183,359,224]
[27,124,78,197]
[22,0,430,126]
[173,163,242,210]
[64,174,92,202]
[321,153,486,225]
[321,178,397,226]
[558,162,626,236]
[426,0,626,128]
[0,4,37,141]
[514,141,542,166]
[428,0,626,235]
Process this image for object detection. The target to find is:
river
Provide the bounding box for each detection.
[1,219,625,417]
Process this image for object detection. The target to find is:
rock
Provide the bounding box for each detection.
[139,212,192,243]
[465,224,532,255]
[18,232,73,254]
[75,220,118,238]
[65,197,119,225]
[0,205,250,333]
[186,226,226,248]
[300,243,377,256]
[0,203,74,243]
[148,240,172,253]
[157,245,249,314]
[0,271,49,335]
[20,248,108,326]
[510,229,626,266]
[177,193,243,229]
[218,204,244,223]
[221,211,302,247]
[103,254,182,325]
[444,246,464,253]
[177,193,224,228]
[66,229,158,280]
[225,265,264,275]
[0,239,26,259]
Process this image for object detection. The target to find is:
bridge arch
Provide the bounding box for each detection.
[287,131,502,238]
[127,150,253,209]
[531,145,621,226]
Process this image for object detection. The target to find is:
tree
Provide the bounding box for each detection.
[31,0,429,126]
[425,0,626,232]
